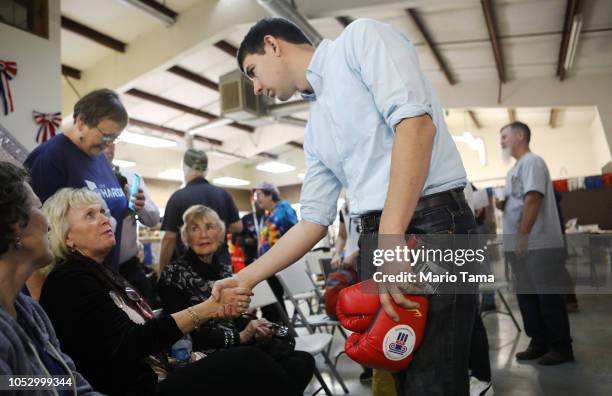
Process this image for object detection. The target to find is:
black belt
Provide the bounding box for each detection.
[356,188,466,233]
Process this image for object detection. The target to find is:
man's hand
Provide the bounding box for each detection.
[495,198,505,211]
[131,188,146,213]
[331,252,342,269]
[211,278,253,317]
[515,234,529,257]
[342,250,359,270]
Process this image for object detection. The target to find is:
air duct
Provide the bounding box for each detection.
[257,0,323,46]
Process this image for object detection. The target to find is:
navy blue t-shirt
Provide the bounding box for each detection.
[24,134,127,269]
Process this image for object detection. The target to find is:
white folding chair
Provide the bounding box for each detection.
[277,257,344,334]
[249,280,349,395]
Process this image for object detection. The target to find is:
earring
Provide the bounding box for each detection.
[14,238,23,250]
[67,242,76,252]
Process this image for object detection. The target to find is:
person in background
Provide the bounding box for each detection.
[159,149,242,274]
[234,194,265,266]
[158,205,314,396]
[0,162,99,395]
[496,121,573,366]
[24,89,129,277]
[104,142,160,306]
[554,190,579,312]
[331,199,360,272]
[255,182,298,323]
[39,188,289,395]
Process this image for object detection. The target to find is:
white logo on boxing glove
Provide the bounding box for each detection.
[383,325,416,361]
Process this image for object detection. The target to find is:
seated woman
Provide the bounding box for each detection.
[39,188,293,396]
[0,162,98,394]
[158,205,314,395]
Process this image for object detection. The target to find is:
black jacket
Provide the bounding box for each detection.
[40,253,182,395]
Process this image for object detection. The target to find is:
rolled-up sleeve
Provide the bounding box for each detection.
[345,19,433,130]
[299,146,342,227]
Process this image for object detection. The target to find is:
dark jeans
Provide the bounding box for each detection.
[507,249,573,353]
[470,312,491,382]
[360,194,479,396]
[157,346,308,395]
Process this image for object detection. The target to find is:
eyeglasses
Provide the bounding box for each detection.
[93,125,120,144]
[124,287,155,320]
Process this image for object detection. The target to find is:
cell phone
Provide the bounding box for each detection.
[127,174,141,213]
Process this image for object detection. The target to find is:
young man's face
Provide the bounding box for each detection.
[242,37,296,101]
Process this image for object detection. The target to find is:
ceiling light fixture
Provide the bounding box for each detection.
[119,131,177,148]
[256,161,296,174]
[297,172,305,180]
[564,14,583,71]
[213,177,251,187]
[112,159,136,168]
[157,169,184,181]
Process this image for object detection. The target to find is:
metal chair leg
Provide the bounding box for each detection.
[312,366,334,396]
[322,350,349,394]
[497,290,521,332]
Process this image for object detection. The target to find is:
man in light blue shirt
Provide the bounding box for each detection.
[214,17,478,395]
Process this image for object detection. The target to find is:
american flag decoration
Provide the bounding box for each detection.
[33,111,62,144]
[0,60,17,116]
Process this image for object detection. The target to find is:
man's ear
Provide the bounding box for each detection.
[263,35,281,56]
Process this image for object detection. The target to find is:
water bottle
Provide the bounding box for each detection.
[171,335,192,367]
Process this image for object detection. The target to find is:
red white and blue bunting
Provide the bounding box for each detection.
[0,60,17,116]
[33,111,61,144]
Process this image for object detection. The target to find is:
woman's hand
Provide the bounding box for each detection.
[240,319,273,343]
[209,282,252,319]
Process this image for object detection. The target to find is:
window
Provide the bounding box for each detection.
[0,0,49,39]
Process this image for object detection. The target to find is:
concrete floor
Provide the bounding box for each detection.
[302,293,612,396]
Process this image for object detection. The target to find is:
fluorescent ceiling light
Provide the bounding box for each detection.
[157,169,184,181]
[564,14,583,70]
[297,172,305,180]
[213,177,251,187]
[256,161,296,174]
[453,132,487,166]
[189,118,234,135]
[112,159,135,168]
[119,131,177,148]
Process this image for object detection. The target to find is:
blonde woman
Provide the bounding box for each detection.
[39,188,292,395]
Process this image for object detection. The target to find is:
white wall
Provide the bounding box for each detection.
[456,122,607,188]
[590,109,612,171]
[0,2,61,152]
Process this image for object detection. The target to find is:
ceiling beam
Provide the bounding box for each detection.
[125,0,177,23]
[61,64,81,79]
[129,118,223,146]
[125,88,255,134]
[508,108,516,123]
[214,40,238,57]
[406,8,455,85]
[467,110,481,129]
[336,16,353,28]
[287,141,304,149]
[480,0,506,83]
[549,108,559,128]
[61,16,126,53]
[556,0,580,81]
[167,66,218,91]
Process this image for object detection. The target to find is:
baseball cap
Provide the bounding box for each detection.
[183,149,208,171]
[255,181,280,197]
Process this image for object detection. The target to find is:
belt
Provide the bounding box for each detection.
[356,188,466,233]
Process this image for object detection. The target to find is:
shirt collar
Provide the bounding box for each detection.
[302,39,331,101]
[187,176,208,186]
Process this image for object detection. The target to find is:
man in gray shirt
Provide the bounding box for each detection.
[496,121,573,365]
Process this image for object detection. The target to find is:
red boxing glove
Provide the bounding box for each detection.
[336,279,429,372]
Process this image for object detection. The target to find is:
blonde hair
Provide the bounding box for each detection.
[180,205,226,247]
[42,188,106,265]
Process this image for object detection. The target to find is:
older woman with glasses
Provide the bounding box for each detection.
[39,188,293,396]
[24,89,143,281]
[0,162,99,394]
[158,205,314,395]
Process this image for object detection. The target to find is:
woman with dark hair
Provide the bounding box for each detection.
[39,188,293,396]
[158,205,314,396]
[24,89,143,277]
[0,161,100,395]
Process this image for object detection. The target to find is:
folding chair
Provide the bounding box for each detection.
[480,281,522,333]
[249,280,349,395]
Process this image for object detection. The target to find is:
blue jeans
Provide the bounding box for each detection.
[360,195,479,396]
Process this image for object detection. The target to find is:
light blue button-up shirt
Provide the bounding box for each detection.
[299,19,467,226]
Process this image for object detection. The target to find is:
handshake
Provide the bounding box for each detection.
[208,277,254,318]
